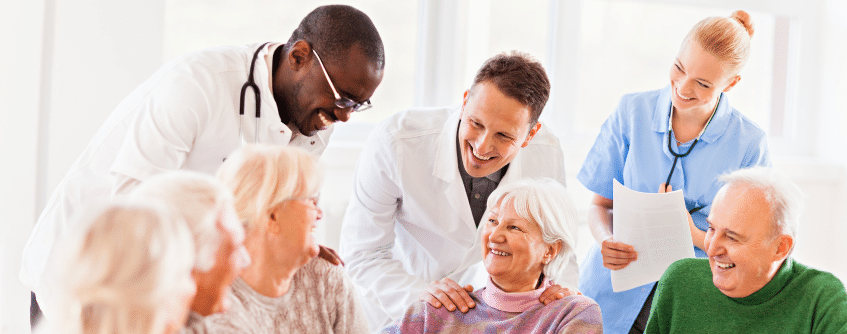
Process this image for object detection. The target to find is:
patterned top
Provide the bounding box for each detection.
[380,278,603,333]
[182,257,368,334]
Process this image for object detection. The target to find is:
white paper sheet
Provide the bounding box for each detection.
[611,179,695,292]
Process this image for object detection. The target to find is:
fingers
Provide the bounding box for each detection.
[317,245,344,266]
[418,291,442,309]
[539,284,580,305]
[602,239,637,257]
[601,239,637,270]
[419,278,476,312]
[659,183,673,193]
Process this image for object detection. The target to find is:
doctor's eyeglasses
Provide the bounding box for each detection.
[312,49,372,112]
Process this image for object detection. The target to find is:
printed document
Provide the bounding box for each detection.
[611,179,695,292]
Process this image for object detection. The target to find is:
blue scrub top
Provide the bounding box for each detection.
[576,86,771,334]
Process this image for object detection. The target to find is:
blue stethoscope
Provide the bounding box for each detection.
[238,42,271,145]
[664,97,718,214]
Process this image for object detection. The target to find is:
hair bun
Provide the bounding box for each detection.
[731,10,755,37]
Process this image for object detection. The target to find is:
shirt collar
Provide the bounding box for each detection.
[653,85,732,144]
[480,277,552,313]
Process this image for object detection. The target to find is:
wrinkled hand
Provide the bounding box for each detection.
[539,284,581,305]
[317,245,344,266]
[418,277,475,313]
[601,237,638,270]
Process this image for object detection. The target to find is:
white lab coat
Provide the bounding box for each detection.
[20,43,333,314]
[339,107,579,330]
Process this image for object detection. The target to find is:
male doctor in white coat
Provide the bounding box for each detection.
[22,4,384,324]
[340,51,579,330]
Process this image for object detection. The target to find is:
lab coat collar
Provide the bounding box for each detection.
[433,107,475,229]
[241,42,330,153]
[652,85,732,144]
[433,107,465,183]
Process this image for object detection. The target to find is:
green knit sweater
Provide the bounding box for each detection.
[645,258,847,334]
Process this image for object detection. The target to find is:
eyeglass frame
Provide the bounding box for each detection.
[312,49,373,112]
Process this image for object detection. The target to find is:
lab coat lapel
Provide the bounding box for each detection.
[432,108,476,231]
[236,43,292,146]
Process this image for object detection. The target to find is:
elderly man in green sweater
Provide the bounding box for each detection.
[646,167,847,334]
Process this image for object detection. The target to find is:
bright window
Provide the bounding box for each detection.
[573,0,776,136]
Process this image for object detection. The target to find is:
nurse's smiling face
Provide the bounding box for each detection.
[276,41,383,137]
[669,41,741,115]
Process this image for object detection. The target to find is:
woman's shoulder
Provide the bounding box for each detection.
[556,294,601,311]
[724,106,768,138]
[617,88,665,111]
[294,257,347,282]
[607,88,667,125]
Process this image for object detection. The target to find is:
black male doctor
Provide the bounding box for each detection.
[21,4,383,320]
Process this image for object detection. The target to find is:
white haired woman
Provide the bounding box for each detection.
[39,201,196,334]
[382,179,602,333]
[127,171,250,325]
[185,144,368,333]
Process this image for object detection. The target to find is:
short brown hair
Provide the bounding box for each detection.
[471,51,550,124]
[683,10,754,75]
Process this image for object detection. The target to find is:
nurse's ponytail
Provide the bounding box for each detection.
[682,10,754,75]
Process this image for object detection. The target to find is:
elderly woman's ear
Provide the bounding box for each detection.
[543,241,563,265]
[266,211,282,234]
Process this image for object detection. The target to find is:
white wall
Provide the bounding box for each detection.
[0,0,164,332]
[0,1,45,332]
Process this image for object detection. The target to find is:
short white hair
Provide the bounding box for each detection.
[54,200,195,334]
[128,171,241,272]
[486,178,578,283]
[216,144,322,233]
[717,167,805,240]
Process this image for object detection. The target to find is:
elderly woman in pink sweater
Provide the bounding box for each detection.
[382,179,603,333]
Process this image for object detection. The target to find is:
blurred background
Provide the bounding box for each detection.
[2,0,845,332]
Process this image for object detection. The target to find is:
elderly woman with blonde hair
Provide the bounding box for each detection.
[185,144,368,333]
[39,201,196,334]
[382,178,602,333]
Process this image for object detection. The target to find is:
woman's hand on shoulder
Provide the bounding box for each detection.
[418,277,475,313]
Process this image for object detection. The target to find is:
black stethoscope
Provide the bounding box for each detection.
[238,42,271,145]
[664,97,718,214]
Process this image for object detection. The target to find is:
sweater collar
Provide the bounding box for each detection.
[732,258,794,306]
[480,277,551,313]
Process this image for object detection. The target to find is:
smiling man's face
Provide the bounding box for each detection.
[704,184,786,298]
[457,82,540,178]
[276,42,383,137]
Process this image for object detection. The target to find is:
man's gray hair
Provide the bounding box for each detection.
[128,171,242,272]
[718,166,805,240]
[486,178,577,284]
